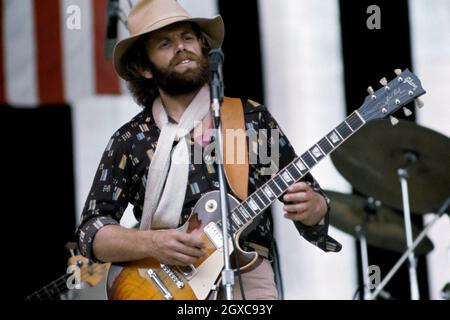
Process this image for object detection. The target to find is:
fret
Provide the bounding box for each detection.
[327,129,343,146]
[53,277,61,296]
[250,194,265,211]
[287,163,302,180]
[295,158,309,171]
[274,175,288,189]
[43,287,51,299]
[262,185,276,200]
[229,220,239,233]
[233,208,248,223]
[286,169,296,181]
[239,205,252,220]
[309,145,325,161]
[255,190,269,207]
[231,214,243,227]
[301,152,316,168]
[281,170,293,184]
[235,206,247,220]
[307,150,318,163]
[230,223,238,234]
[270,179,283,193]
[354,110,366,126]
[336,122,352,139]
[242,201,256,216]
[318,137,334,155]
[344,120,354,132]
[247,198,261,212]
[347,112,365,131]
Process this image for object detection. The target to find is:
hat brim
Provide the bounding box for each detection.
[113,15,224,80]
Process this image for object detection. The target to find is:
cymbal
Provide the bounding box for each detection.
[330,119,450,213]
[326,190,434,255]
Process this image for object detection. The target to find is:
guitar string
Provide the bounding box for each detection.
[229,111,365,232]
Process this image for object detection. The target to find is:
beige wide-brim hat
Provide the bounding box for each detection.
[113,0,224,80]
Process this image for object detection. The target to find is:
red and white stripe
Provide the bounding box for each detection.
[0,0,122,107]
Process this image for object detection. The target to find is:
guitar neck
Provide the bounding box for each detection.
[221,110,366,235]
[24,274,68,300]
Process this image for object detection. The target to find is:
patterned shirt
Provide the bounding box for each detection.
[76,99,342,262]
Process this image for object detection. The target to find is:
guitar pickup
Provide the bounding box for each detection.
[204,222,224,250]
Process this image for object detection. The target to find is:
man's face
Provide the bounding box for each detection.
[143,22,210,95]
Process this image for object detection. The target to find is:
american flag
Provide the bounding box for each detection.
[0,0,123,107]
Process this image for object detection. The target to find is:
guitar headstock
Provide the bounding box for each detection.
[358,69,426,124]
[68,255,110,287]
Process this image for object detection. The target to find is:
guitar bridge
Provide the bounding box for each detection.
[176,264,197,280]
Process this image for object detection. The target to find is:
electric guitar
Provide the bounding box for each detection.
[106,69,426,300]
[25,255,109,300]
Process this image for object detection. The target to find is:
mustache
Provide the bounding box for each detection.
[170,51,199,67]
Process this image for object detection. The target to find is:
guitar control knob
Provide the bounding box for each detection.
[205,200,218,213]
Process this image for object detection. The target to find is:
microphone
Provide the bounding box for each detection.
[105,0,119,60]
[208,48,225,103]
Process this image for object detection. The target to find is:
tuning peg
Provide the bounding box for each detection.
[367,86,374,95]
[379,77,388,86]
[395,69,404,82]
[415,98,424,109]
[403,107,412,117]
[390,116,399,126]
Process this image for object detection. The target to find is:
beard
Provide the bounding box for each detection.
[148,51,210,96]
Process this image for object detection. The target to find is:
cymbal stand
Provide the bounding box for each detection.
[356,197,380,300]
[371,197,450,300]
[355,224,370,300]
[355,197,380,300]
[398,152,420,300]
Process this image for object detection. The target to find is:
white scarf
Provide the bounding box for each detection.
[140,85,211,230]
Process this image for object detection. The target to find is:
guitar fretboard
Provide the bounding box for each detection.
[217,111,365,234]
[24,274,69,300]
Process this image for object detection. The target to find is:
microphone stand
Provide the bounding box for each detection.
[209,49,234,300]
[370,196,450,300]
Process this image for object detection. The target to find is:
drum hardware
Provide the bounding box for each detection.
[327,190,434,299]
[398,152,420,299]
[370,197,450,300]
[330,119,450,299]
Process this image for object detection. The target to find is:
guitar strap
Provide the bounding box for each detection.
[221,97,249,201]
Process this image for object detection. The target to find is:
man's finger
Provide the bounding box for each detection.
[283,192,308,203]
[287,182,310,193]
[283,203,307,213]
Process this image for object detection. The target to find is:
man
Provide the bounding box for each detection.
[77,0,341,300]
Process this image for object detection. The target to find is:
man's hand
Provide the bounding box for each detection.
[147,229,207,266]
[282,182,328,226]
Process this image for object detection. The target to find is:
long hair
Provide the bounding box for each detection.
[120,23,211,109]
